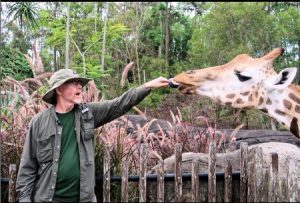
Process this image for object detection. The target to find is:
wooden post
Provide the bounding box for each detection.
[224,159,232,202]
[279,177,288,202]
[157,160,164,202]
[139,144,147,202]
[103,145,110,202]
[175,143,183,202]
[208,141,216,202]
[191,158,200,202]
[268,153,279,202]
[247,162,255,202]
[254,147,263,202]
[121,158,128,202]
[9,164,17,202]
[287,158,298,202]
[240,142,248,202]
[261,168,270,202]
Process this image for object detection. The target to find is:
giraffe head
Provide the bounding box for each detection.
[173,48,297,109]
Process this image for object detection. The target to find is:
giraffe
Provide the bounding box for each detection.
[172,48,300,139]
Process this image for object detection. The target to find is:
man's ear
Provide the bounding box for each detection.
[264,67,297,90]
[56,87,62,96]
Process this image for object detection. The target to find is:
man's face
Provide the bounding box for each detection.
[56,80,84,104]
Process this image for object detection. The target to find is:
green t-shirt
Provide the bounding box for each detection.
[54,109,80,202]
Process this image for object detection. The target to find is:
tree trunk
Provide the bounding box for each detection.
[134,3,142,85]
[164,2,170,75]
[65,2,70,69]
[135,30,141,85]
[0,3,2,47]
[53,2,59,71]
[94,2,98,32]
[100,2,109,71]
[158,7,163,60]
[298,39,300,85]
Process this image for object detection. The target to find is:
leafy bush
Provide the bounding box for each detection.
[0,46,33,80]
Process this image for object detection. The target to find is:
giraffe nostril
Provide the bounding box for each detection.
[187,70,195,74]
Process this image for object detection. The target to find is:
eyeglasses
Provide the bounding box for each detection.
[65,80,83,86]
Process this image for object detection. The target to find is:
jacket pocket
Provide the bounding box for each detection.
[82,113,95,140]
[37,135,54,163]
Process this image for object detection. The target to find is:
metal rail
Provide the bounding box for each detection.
[1,172,240,185]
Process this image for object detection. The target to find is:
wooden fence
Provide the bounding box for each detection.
[5,142,300,202]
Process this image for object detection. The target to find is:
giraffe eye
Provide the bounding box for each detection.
[235,70,252,82]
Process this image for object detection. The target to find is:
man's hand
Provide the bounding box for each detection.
[144,76,170,89]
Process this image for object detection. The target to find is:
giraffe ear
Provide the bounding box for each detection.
[265,67,297,90]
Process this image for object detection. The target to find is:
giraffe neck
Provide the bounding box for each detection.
[206,84,300,138]
[257,85,300,138]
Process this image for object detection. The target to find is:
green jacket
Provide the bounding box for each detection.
[16,85,151,202]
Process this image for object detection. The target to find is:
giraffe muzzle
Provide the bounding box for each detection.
[177,84,196,94]
[168,78,180,88]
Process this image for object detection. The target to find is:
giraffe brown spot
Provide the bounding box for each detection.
[295,105,300,113]
[241,91,250,96]
[226,94,235,99]
[205,74,215,81]
[236,98,244,104]
[275,109,286,116]
[260,108,268,113]
[258,97,264,106]
[266,98,272,105]
[289,93,300,105]
[248,94,253,102]
[283,99,292,110]
[225,102,232,106]
[290,117,299,138]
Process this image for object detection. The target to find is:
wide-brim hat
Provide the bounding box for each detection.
[42,68,91,105]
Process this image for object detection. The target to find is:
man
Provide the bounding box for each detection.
[16,68,170,202]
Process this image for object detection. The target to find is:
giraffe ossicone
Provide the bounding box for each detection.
[173,48,300,139]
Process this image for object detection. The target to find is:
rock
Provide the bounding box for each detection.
[149,142,300,177]
[147,142,300,202]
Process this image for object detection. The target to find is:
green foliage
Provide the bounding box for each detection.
[188,2,277,67]
[140,56,166,76]
[73,64,113,89]
[40,51,53,72]
[139,89,166,109]
[0,46,33,80]
[6,23,31,54]
[274,6,300,70]
[45,19,66,48]
[7,2,40,29]
[169,11,192,63]
[169,60,193,76]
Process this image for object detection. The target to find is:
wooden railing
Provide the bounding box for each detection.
[4,142,300,202]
